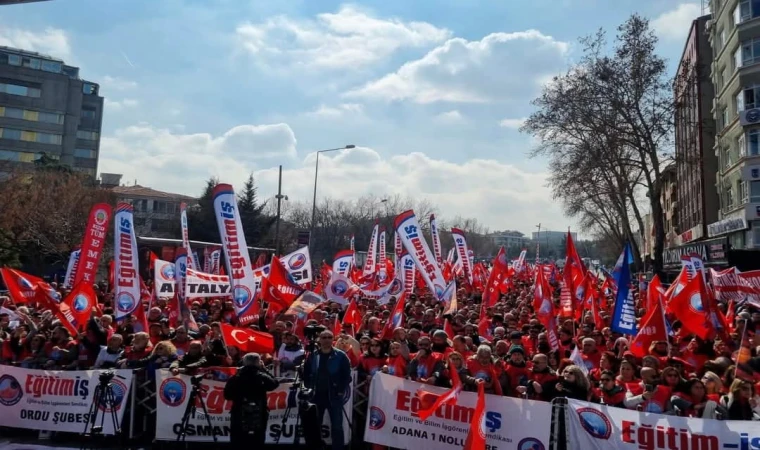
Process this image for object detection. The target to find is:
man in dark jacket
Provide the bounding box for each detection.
[223,353,279,448]
[303,330,351,450]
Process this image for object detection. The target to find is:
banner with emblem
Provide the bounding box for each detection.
[394,210,448,301]
[364,373,550,450]
[565,398,760,450]
[154,369,354,444]
[185,267,233,299]
[113,203,141,324]
[0,366,132,434]
[154,259,176,299]
[252,246,314,286]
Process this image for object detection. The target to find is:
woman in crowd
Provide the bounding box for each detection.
[670,378,726,419]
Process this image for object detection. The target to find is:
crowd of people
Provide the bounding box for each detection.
[2,262,760,436]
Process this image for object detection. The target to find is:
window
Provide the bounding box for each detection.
[0,82,41,97]
[0,128,61,144]
[727,185,735,210]
[721,107,729,129]
[724,147,733,169]
[133,199,148,213]
[7,54,20,66]
[38,112,63,124]
[741,180,749,204]
[741,38,760,66]
[81,108,97,119]
[76,130,99,141]
[752,181,760,202]
[0,107,62,124]
[74,148,96,158]
[40,60,61,73]
[737,0,760,23]
[740,133,747,157]
[82,83,97,95]
[750,129,760,155]
[754,225,760,248]
[736,46,743,71]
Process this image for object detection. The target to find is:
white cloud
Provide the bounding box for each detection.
[0,26,71,60]
[345,30,569,104]
[105,98,140,111]
[434,110,465,124]
[652,3,701,41]
[306,103,364,118]
[235,4,451,69]
[99,123,563,231]
[499,117,526,129]
[102,76,138,91]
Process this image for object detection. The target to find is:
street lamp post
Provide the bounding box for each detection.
[274,165,288,256]
[310,145,356,247]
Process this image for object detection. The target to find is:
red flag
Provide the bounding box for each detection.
[477,300,491,340]
[332,314,342,336]
[253,253,267,270]
[664,267,689,301]
[726,299,737,332]
[647,274,663,311]
[262,256,304,312]
[464,382,487,450]
[62,281,98,332]
[562,230,586,317]
[148,251,159,271]
[220,323,275,354]
[343,298,361,330]
[444,317,455,339]
[73,203,112,286]
[381,293,406,340]
[483,247,508,307]
[0,268,44,304]
[668,274,712,340]
[534,264,559,350]
[107,259,115,292]
[416,365,463,421]
[629,296,668,358]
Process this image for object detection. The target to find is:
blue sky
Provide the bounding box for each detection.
[0,0,705,235]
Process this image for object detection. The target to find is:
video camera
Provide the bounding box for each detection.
[303,324,325,340]
[98,370,115,385]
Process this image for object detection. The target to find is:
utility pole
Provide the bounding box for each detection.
[535,223,541,263]
[275,165,285,256]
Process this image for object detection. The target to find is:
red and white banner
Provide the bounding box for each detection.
[154,259,176,298]
[73,203,112,286]
[363,268,405,306]
[154,370,353,443]
[378,227,389,284]
[185,267,232,299]
[113,203,141,323]
[0,366,133,435]
[430,214,443,267]
[515,249,527,272]
[450,228,473,286]
[711,267,760,307]
[63,249,80,289]
[213,184,258,325]
[566,398,760,450]
[209,249,221,275]
[364,221,379,277]
[180,202,195,270]
[394,232,402,261]
[395,210,447,301]
[333,249,353,277]
[364,373,551,450]
[174,248,198,332]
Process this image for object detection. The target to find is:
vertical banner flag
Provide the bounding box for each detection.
[180,202,195,270]
[378,227,388,283]
[451,228,473,286]
[395,210,447,300]
[154,259,176,298]
[394,232,402,261]
[333,250,353,277]
[681,254,696,280]
[364,221,379,277]
[209,248,221,275]
[430,214,443,267]
[64,248,81,289]
[350,234,356,266]
[203,246,212,273]
[174,248,199,332]
[611,243,637,335]
[113,203,141,324]
[74,203,112,286]
[213,184,258,326]
[401,252,416,296]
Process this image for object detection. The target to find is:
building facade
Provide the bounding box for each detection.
[708,0,760,248]
[531,230,577,247]
[674,16,720,248]
[489,230,531,249]
[0,47,103,177]
[660,165,681,249]
[103,174,198,239]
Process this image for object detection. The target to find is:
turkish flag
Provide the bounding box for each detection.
[263,256,303,312]
[220,323,274,354]
[342,298,361,330]
[483,247,508,307]
[444,318,455,339]
[647,274,663,311]
[464,382,487,450]
[668,273,712,340]
[477,300,491,340]
[381,292,406,340]
[416,364,462,421]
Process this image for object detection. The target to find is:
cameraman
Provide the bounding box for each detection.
[223,353,279,448]
[303,330,351,450]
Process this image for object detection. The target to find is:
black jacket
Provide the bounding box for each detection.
[223,366,280,429]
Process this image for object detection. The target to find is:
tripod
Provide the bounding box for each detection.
[176,377,216,444]
[81,374,121,450]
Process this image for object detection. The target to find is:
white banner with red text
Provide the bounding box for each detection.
[0,366,133,435]
[565,398,760,450]
[154,369,353,444]
[364,373,551,450]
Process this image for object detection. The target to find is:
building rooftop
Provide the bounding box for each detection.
[111,185,197,201]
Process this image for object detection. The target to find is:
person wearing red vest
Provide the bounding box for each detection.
[504,345,531,397]
[624,367,671,413]
[407,336,444,384]
[467,344,503,395]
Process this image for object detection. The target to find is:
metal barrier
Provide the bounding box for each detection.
[550,397,568,450]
